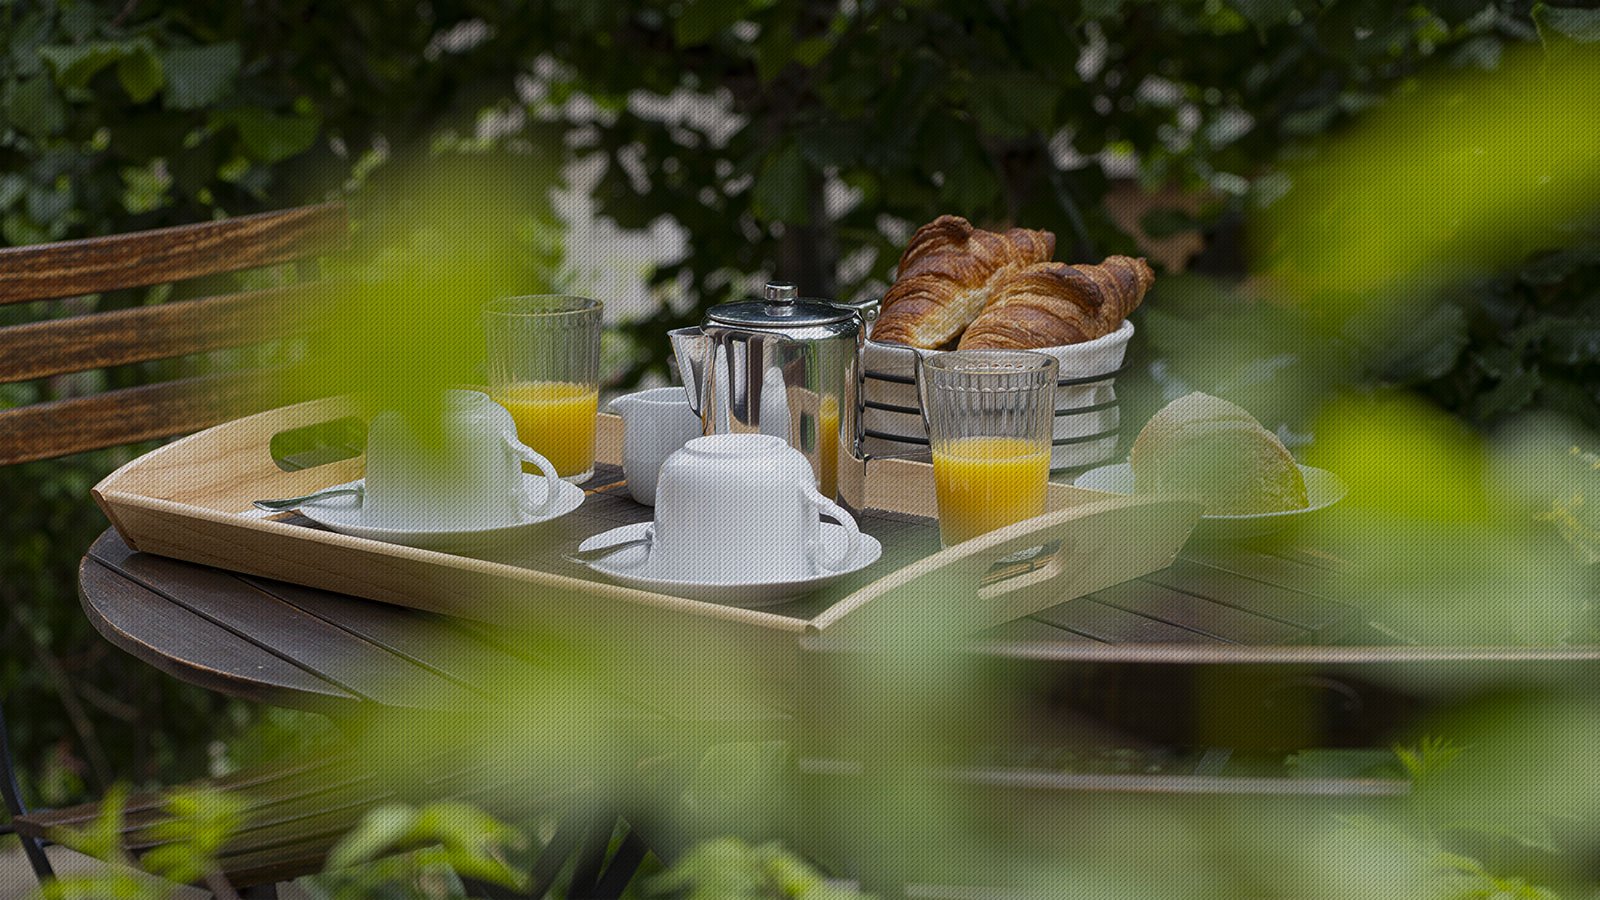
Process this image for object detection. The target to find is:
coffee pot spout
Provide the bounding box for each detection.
[668,327,709,416]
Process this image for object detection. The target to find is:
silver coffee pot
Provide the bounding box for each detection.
[669,282,875,511]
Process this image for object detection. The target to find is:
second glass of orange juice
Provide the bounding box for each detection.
[483,295,602,483]
[918,349,1058,546]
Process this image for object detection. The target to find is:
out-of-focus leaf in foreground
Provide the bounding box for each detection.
[294,151,567,430]
[1253,44,1600,322]
[1303,393,1592,646]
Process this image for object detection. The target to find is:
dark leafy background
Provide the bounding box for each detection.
[3,0,1599,805]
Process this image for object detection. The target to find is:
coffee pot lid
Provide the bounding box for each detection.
[706,281,856,329]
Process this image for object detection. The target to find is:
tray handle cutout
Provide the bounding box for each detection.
[269,416,367,471]
[977,540,1065,602]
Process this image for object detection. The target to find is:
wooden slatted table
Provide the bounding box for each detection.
[85,458,1600,765]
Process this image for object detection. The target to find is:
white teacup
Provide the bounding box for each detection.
[363,390,563,531]
[651,433,861,583]
[610,387,704,506]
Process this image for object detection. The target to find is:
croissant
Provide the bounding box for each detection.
[957,255,1153,350]
[873,215,1056,348]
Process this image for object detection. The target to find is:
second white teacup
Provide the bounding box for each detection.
[610,386,703,506]
[651,433,861,583]
[364,389,564,531]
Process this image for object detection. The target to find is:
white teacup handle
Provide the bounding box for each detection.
[505,434,564,515]
[803,486,861,572]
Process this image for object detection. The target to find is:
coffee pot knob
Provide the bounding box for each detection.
[764,281,799,313]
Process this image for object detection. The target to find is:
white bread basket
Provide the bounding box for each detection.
[861,320,1134,471]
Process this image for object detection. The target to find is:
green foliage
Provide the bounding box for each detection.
[1534,3,1600,49]
[309,802,527,900]
[34,784,247,900]
[31,790,534,900]
[1394,735,1469,785]
[530,0,1540,387]
[1320,739,1570,900]
[138,787,249,886]
[649,836,874,900]
[27,781,864,900]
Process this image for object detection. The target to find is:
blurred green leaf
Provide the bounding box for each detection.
[1393,736,1465,783]
[0,173,26,211]
[1542,321,1600,366]
[676,0,744,46]
[39,38,156,92]
[2,210,49,246]
[1346,301,1469,383]
[324,801,525,891]
[212,105,320,163]
[116,45,164,103]
[25,181,72,227]
[7,12,52,78]
[752,142,807,223]
[793,37,831,68]
[1534,3,1600,44]
[3,76,66,136]
[968,71,1059,137]
[327,804,421,871]
[1469,360,1542,421]
[120,163,172,215]
[162,43,240,110]
[753,22,797,83]
[651,836,875,900]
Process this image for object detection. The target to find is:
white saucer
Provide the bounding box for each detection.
[1074,462,1347,539]
[574,521,883,606]
[297,475,585,551]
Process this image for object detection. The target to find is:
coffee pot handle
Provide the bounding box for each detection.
[505,435,565,514]
[804,485,861,572]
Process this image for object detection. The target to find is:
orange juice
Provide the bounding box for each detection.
[932,435,1050,545]
[493,380,598,479]
[818,394,839,500]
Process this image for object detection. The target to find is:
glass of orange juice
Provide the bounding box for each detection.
[483,295,602,483]
[917,349,1057,546]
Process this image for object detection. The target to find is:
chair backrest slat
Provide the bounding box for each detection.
[0,203,348,305]
[0,368,309,467]
[0,282,345,385]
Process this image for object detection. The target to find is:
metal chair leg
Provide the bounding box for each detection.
[589,828,649,900]
[0,704,55,882]
[460,805,652,899]
[519,804,590,899]
[563,815,613,899]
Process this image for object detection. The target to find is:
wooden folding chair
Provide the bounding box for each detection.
[0,204,665,899]
[0,204,354,896]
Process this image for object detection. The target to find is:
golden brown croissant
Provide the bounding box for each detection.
[873,216,1056,348]
[957,255,1153,350]
[1075,254,1155,336]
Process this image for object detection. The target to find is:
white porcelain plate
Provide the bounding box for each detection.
[296,475,586,551]
[574,521,883,606]
[1074,462,1347,539]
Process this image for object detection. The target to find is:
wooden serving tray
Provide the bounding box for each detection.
[92,396,1201,668]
